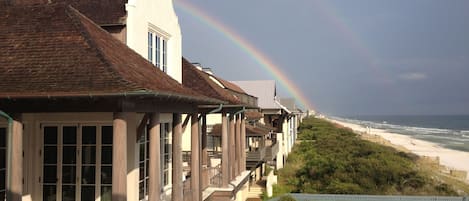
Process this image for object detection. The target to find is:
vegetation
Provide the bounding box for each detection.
[273,117,460,197]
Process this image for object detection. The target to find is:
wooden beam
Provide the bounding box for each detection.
[136,113,150,142]
[241,113,246,172]
[201,115,208,167]
[229,113,236,180]
[190,113,201,201]
[113,112,128,201]
[235,114,241,176]
[7,114,22,201]
[148,113,161,201]
[221,112,229,187]
[172,113,183,201]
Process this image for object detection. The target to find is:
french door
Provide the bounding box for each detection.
[42,125,112,201]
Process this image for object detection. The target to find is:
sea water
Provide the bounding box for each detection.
[335,115,469,152]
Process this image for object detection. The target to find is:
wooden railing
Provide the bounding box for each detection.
[246,146,266,162]
[266,141,279,161]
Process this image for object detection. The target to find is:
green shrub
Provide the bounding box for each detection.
[274,117,458,195]
[278,194,296,201]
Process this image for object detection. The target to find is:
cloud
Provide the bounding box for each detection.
[398,72,427,81]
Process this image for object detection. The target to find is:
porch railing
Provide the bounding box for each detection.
[265,141,279,161]
[246,146,266,162]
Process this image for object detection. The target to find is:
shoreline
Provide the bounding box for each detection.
[326,118,469,183]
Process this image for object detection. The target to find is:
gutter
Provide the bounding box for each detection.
[1,90,222,105]
[0,110,13,197]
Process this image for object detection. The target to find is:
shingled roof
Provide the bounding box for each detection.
[1,0,127,25]
[0,4,214,103]
[54,0,127,25]
[182,58,241,105]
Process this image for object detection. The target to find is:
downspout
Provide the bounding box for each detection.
[0,110,13,198]
[233,106,246,116]
[199,104,224,120]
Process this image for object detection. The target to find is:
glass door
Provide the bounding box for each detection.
[42,125,112,201]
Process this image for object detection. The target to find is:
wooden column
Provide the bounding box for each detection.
[229,113,236,179]
[149,113,161,201]
[172,113,183,201]
[113,112,128,201]
[201,115,208,189]
[190,113,201,201]
[201,115,208,167]
[235,114,241,176]
[241,113,246,172]
[7,114,22,201]
[221,112,229,187]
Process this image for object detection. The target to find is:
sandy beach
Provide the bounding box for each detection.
[327,118,469,183]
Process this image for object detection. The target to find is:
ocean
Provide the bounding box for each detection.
[335,115,469,152]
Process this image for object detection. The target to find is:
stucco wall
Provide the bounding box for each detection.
[126,0,183,82]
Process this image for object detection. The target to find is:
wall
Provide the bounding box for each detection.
[125,0,183,82]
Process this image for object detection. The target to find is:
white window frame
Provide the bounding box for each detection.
[148,24,170,74]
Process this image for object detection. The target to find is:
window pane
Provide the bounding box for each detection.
[0,170,5,189]
[101,166,112,184]
[43,185,56,201]
[62,146,76,164]
[81,166,95,184]
[148,32,153,62]
[101,186,112,201]
[82,146,96,165]
[43,146,57,164]
[139,182,144,200]
[139,143,145,161]
[44,127,58,144]
[156,35,160,67]
[43,166,57,183]
[0,128,5,147]
[139,162,145,180]
[101,146,112,165]
[162,39,167,72]
[61,185,75,201]
[81,186,95,201]
[82,126,96,145]
[102,126,113,145]
[63,127,77,144]
[62,166,76,184]
[0,149,5,168]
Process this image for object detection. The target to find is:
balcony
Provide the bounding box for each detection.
[246,146,266,162]
[265,140,279,161]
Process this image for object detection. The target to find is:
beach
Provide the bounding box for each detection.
[327,118,469,183]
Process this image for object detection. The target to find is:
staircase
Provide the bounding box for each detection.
[247,183,264,199]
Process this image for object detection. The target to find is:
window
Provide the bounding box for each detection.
[138,122,172,200]
[148,32,153,63]
[138,127,150,200]
[42,125,112,201]
[161,123,171,186]
[162,39,167,73]
[155,35,160,68]
[0,127,6,201]
[147,31,168,73]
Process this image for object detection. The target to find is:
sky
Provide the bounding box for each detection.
[173,0,469,116]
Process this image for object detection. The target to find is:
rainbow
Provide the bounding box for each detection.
[174,0,315,110]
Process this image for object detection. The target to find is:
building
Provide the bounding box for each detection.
[181,59,258,201]
[0,2,222,201]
